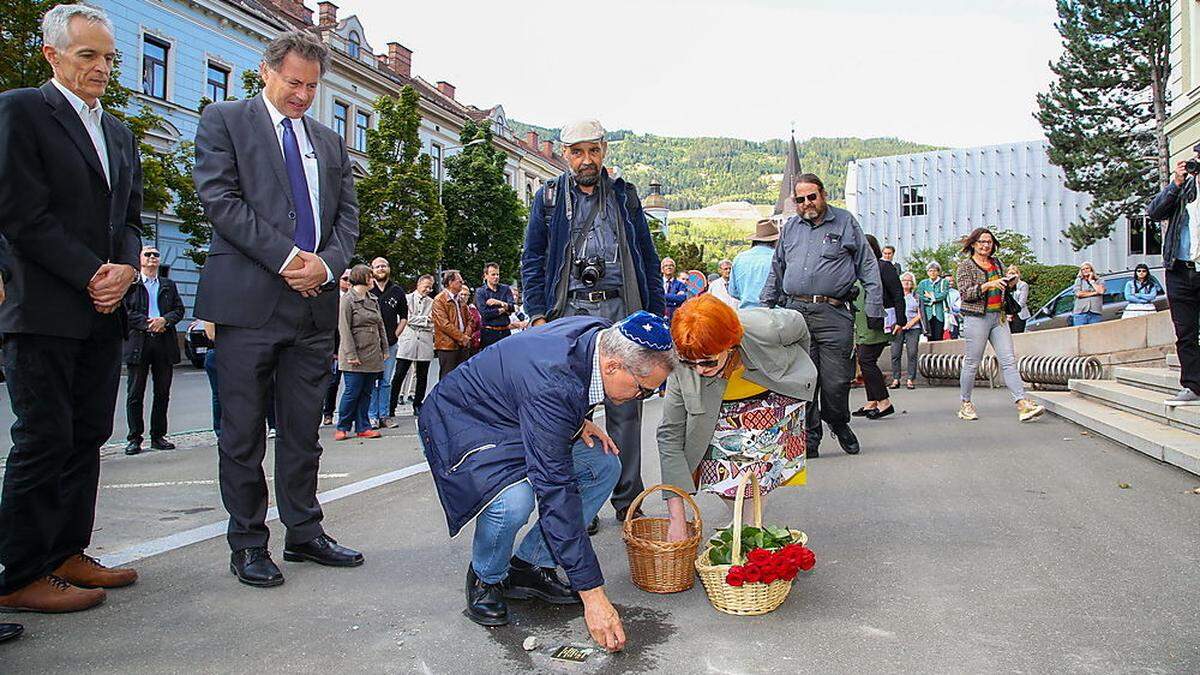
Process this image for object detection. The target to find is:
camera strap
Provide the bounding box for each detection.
[568,183,605,259]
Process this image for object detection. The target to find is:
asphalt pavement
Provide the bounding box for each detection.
[2,386,1199,673]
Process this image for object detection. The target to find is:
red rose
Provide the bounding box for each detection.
[743,567,763,584]
[726,568,745,587]
[747,548,771,565]
[797,548,816,571]
[762,569,777,584]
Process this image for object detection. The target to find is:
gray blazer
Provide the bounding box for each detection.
[656,308,817,492]
[192,95,359,330]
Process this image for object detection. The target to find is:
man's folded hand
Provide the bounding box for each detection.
[281,251,327,297]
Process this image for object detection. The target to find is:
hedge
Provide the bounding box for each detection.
[1020,264,1079,312]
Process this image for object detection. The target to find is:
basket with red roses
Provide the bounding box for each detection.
[695,471,814,616]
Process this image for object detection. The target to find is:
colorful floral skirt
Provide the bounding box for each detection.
[696,391,807,499]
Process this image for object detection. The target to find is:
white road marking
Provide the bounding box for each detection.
[102,474,350,489]
[98,462,430,568]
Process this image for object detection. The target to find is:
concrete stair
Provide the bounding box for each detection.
[1028,354,1200,476]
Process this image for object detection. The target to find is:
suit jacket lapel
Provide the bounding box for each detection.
[249,96,295,212]
[41,82,108,189]
[101,113,122,190]
[303,116,334,242]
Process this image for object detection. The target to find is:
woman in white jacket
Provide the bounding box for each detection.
[390,275,436,417]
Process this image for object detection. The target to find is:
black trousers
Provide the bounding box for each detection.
[927,317,945,341]
[857,341,889,402]
[789,302,854,443]
[390,358,430,415]
[125,332,175,443]
[479,327,511,350]
[436,348,469,379]
[216,292,331,551]
[0,326,122,594]
[323,358,340,415]
[1166,262,1200,395]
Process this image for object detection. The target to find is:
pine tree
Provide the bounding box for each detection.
[1035,0,1171,250]
[356,86,446,286]
[440,120,527,284]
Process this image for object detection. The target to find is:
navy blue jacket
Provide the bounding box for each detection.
[418,316,608,590]
[520,171,665,321]
[661,277,688,318]
[475,282,514,329]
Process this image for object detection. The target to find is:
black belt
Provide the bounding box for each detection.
[1175,260,1196,271]
[786,293,847,307]
[569,288,621,303]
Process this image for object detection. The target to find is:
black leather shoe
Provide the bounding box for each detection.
[230,547,284,587]
[865,405,894,420]
[503,557,580,605]
[587,516,599,536]
[832,425,861,455]
[851,407,872,417]
[465,565,508,626]
[150,437,176,450]
[283,534,364,567]
[0,623,23,643]
[124,442,141,456]
[614,507,644,524]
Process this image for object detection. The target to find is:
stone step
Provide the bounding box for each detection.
[1027,391,1200,476]
[1167,353,1180,369]
[1113,366,1181,394]
[1068,379,1200,433]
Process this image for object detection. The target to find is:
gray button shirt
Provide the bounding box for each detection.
[567,181,624,292]
[760,205,883,317]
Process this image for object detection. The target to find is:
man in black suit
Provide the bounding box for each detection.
[0,4,141,615]
[193,30,361,587]
[123,245,186,455]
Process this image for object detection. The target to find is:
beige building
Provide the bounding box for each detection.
[1166,0,1200,162]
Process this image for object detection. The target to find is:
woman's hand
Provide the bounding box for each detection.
[665,496,689,542]
[347,357,361,367]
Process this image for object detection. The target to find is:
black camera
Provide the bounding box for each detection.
[1187,159,1200,175]
[573,256,606,287]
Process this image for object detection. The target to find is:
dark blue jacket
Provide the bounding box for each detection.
[418,316,608,590]
[661,277,688,318]
[475,282,514,329]
[1147,179,1195,265]
[520,171,665,321]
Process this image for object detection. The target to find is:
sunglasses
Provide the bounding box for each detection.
[793,193,820,204]
[143,251,160,258]
[625,367,657,400]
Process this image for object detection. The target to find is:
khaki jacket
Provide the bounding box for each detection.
[338,288,388,373]
[432,289,474,351]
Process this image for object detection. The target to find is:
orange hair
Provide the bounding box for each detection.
[670,294,744,360]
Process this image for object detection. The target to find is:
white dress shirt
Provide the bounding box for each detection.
[261,94,331,281]
[52,79,109,187]
[1188,176,1200,261]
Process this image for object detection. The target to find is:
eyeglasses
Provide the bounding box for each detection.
[793,193,820,204]
[679,357,720,369]
[624,367,657,400]
[142,251,160,258]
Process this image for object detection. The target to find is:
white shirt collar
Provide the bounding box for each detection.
[260,92,294,128]
[588,336,606,407]
[51,78,102,118]
[142,273,159,284]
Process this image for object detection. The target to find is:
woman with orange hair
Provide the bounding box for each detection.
[658,294,818,541]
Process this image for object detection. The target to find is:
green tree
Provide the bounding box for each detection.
[441,120,527,283]
[906,230,1039,280]
[356,86,445,285]
[242,69,264,98]
[1035,0,1171,250]
[652,230,707,273]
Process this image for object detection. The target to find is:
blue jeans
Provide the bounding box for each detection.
[1072,311,1102,326]
[471,439,620,585]
[338,372,378,433]
[368,343,398,420]
[204,349,220,436]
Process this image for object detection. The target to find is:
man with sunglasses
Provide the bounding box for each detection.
[419,311,674,651]
[122,246,185,455]
[761,173,883,457]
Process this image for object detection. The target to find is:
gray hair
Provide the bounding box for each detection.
[925,261,942,272]
[900,272,916,284]
[42,4,113,50]
[263,31,330,75]
[719,259,732,267]
[597,327,677,378]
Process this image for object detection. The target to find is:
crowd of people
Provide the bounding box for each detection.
[5,5,1197,655]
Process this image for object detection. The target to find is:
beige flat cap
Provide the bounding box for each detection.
[560,119,606,145]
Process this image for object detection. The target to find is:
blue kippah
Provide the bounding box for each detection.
[617,311,673,351]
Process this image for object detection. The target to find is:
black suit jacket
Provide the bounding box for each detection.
[192,95,359,331]
[122,275,186,365]
[0,82,142,339]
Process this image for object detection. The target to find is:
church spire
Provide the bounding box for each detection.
[773,130,802,218]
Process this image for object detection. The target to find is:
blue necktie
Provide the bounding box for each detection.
[281,118,316,252]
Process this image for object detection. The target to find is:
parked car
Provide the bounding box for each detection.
[1026,266,1168,331]
[183,319,212,369]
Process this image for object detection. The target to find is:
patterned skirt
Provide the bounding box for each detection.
[696,391,806,499]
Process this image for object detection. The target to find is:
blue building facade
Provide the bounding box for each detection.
[92,0,284,318]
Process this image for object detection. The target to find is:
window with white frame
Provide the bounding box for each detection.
[354,110,370,152]
[205,62,229,103]
[900,184,927,217]
[347,31,361,59]
[430,142,443,186]
[142,35,170,100]
[1128,214,1162,256]
[333,101,349,143]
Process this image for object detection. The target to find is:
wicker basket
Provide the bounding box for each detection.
[621,484,703,593]
[695,471,806,616]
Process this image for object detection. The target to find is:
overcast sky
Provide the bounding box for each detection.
[348,0,1062,148]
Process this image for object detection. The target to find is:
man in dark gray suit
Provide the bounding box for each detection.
[193,31,361,587]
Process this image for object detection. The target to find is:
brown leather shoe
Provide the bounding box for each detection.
[0,575,105,613]
[53,553,138,589]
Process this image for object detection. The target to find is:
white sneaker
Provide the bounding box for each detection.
[1016,399,1045,422]
[1165,388,1200,406]
[957,401,978,421]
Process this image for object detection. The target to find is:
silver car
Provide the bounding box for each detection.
[1026,266,1169,331]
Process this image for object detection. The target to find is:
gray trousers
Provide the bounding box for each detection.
[216,291,331,551]
[960,313,1025,403]
[788,301,854,442]
[565,296,643,513]
[890,328,920,381]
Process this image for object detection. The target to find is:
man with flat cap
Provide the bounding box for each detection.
[520,119,665,529]
[420,310,676,651]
